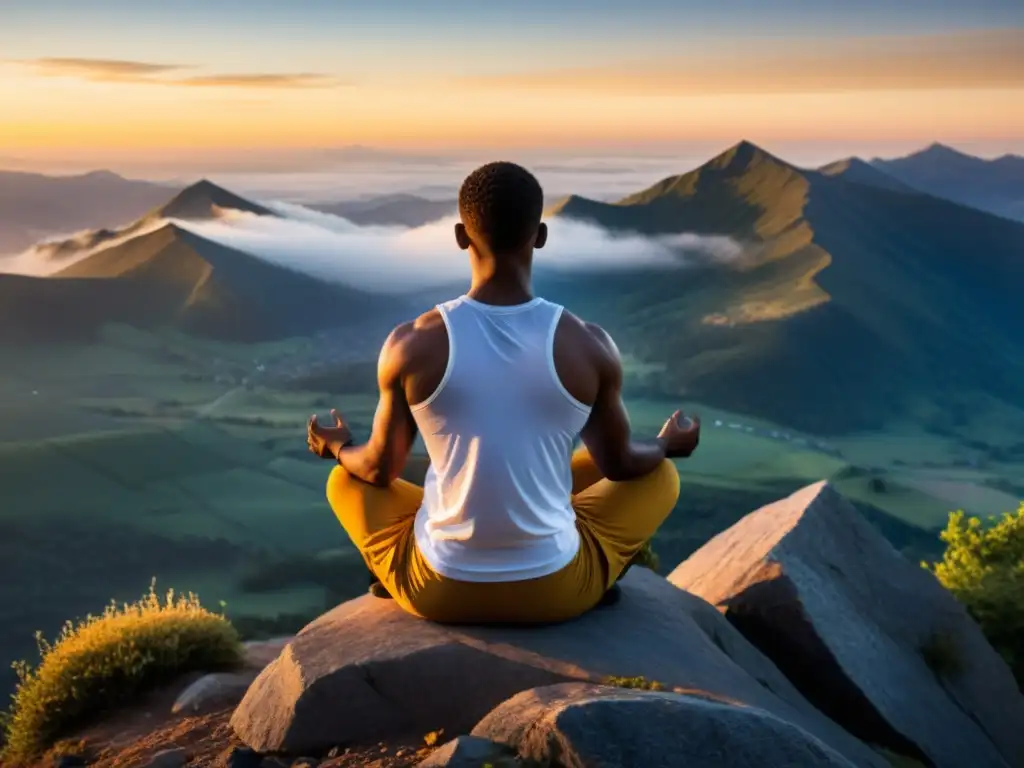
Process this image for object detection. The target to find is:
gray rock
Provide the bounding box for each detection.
[669,481,1024,768]
[172,672,257,715]
[416,735,513,767]
[230,568,881,766]
[145,747,188,768]
[473,683,858,768]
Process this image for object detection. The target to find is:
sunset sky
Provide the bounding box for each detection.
[2,0,1023,170]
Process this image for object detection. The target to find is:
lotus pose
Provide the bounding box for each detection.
[307,161,700,624]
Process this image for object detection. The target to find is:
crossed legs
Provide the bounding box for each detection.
[326,447,680,624]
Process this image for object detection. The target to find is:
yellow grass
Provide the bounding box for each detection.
[0,580,243,765]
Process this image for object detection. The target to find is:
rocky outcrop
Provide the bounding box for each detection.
[230,568,883,766]
[472,682,859,768]
[669,480,1024,768]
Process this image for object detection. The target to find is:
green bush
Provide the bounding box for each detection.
[605,675,666,691]
[924,503,1024,687]
[1,580,243,765]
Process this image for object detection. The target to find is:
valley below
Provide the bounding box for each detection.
[2,318,1021,698]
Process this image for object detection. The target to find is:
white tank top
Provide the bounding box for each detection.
[411,295,592,582]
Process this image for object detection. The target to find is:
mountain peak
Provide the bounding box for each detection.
[705,140,792,173]
[79,170,125,182]
[916,142,975,162]
[156,179,274,220]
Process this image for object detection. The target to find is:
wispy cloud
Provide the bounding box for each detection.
[17,57,341,89]
[27,57,186,81]
[174,73,339,89]
[457,29,1024,95]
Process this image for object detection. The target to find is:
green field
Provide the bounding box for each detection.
[1,323,1021,696]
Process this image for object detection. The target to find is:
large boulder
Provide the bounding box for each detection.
[473,682,859,768]
[230,568,883,766]
[669,481,1024,768]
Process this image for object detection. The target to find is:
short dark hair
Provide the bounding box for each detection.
[458,161,543,254]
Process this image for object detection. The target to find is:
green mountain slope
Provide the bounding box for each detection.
[544,141,1024,434]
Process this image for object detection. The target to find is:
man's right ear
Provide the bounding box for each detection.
[454,222,471,251]
[535,222,548,250]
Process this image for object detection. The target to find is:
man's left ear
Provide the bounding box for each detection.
[535,222,548,249]
[454,222,471,251]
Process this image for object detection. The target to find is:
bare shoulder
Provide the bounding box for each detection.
[552,309,621,406]
[384,309,447,359]
[381,310,449,401]
[557,310,621,367]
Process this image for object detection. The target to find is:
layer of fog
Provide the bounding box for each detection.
[175,202,743,293]
[2,200,744,293]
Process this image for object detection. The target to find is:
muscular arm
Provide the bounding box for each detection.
[579,325,668,482]
[334,325,418,487]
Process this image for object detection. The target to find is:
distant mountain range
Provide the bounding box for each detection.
[544,141,1024,432]
[1,142,1022,433]
[0,181,401,344]
[871,143,1024,222]
[311,194,456,228]
[0,170,178,255]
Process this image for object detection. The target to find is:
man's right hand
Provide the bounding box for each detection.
[658,410,701,458]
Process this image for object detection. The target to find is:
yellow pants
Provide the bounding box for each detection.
[326,448,680,624]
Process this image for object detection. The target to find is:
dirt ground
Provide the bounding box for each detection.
[35,638,440,768]
[40,680,438,768]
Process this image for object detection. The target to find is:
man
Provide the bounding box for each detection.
[307,161,700,625]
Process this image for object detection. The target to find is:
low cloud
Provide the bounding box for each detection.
[5,202,745,293]
[16,57,340,89]
[172,203,743,293]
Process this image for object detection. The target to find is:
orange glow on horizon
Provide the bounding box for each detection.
[1,27,1021,156]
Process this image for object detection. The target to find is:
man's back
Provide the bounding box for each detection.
[308,160,697,623]
[404,294,593,582]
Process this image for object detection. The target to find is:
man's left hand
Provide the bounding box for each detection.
[307,409,354,460]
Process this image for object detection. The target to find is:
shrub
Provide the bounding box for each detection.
[605,675,666,691]
[1,580,243,765]
[924,503,1024,687]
